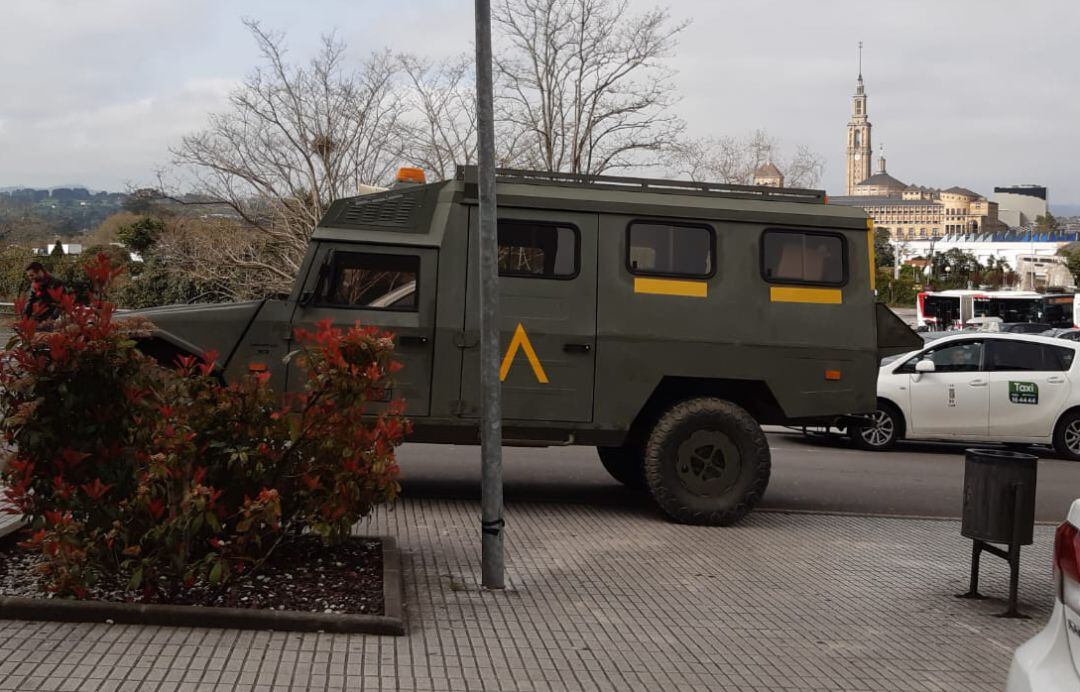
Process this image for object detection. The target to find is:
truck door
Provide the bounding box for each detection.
[287,243,438,417]
[459,210,597,423]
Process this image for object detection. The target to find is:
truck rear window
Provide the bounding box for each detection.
[761,230,846,286]
[627,221,714,278]
[497,221,578,278]
[319,252,419,310]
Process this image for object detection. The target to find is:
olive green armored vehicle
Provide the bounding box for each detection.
[133,166,920,525]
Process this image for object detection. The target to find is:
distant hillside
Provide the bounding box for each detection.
[0,185,104,193]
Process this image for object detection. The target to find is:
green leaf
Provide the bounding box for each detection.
[209,560,223,585]
[127,566,143,591]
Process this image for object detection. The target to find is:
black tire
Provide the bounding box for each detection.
[596,445,645,489]
[1053,409,1080,461]
[642,398,771,526]
[849,401,903,451]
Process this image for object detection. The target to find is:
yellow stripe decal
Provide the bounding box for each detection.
[866,218,876,291]
[633,277,708,298]
[770,286,843,304]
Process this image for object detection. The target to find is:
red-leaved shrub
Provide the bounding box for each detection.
[0,254,407,598]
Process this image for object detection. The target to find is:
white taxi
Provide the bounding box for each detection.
[1006,499,1080,691]
[851,333,1080,460]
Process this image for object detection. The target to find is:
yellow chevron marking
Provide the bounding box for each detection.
[499,323,549,384]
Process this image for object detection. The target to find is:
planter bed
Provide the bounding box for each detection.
[0,523,403,634]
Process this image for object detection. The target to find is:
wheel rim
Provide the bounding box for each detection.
[1064,420,1080,455]
[675,429,741,495]
[859,410,894,447]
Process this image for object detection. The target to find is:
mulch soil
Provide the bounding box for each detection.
[0,534,384,615]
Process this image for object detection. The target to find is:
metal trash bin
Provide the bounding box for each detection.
[961,448,1038,546]
[956,447,1039,618]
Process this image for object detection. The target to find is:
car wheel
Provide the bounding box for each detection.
[1053,410,1080,461]
[849,402,902,451]
[642,398,771,526]
[596,445,645,489]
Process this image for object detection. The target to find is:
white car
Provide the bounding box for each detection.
[1006,499,1080,691]
[850,333,1080,460]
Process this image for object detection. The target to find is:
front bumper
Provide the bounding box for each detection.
[1007,601,1080,692]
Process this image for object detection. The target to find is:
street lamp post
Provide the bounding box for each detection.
[474,0,505,590]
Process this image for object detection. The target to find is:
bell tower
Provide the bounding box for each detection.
[845,42,872,195]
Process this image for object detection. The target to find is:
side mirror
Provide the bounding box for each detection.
[915,359,936,373]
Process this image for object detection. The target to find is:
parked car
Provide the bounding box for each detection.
[1048,328,1080,342]
[1006,498,1080,691]
[998,322,1057,334]
[850,333,1080,460]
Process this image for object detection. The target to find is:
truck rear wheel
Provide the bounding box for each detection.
[642,398,771,526]
[596,445,645,489]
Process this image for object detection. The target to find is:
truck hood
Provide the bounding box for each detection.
[124,300,266,363]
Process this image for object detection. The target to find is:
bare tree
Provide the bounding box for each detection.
[781,144,826,189]
[153,216,282,302]
[172,20,405,293]
[666,130,826,189]
[492,0,688,175]
[397,54,479,181]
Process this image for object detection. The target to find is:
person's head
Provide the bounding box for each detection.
[24,261,47,283]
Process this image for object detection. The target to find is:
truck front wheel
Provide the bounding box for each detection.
[596,445,645,490]
[642,398,771,526]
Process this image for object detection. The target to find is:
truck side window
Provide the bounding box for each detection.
[317,252,419,311]
[626,221,714,278]
[497,221,578,278]
[761,230,846,286]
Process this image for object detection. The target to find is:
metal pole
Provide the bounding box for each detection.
[474,0,505,589]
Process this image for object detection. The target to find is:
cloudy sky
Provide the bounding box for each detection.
[1,0,1077,207]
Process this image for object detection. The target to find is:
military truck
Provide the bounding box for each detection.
[132,166,920,526]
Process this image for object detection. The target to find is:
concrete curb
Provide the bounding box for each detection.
[0,531,405,636]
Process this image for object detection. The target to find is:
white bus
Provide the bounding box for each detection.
[916,290,1077,330]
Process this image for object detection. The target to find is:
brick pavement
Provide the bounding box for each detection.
[0,498,1058,691]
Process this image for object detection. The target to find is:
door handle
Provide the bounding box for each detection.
[1048,376,1066,384]
[968,379,987,387]
[563,343,592,354]
[398,335,430,347]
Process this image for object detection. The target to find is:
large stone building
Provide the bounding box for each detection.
[830,66,1005,240]
[993,185,1049,228]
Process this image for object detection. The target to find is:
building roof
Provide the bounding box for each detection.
[855,172,907,189]
[994,185,1047,200]
[902,230,1080,244]
[753,162,783,178]
[942,186,981,198]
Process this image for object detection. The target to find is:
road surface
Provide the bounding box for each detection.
[395,429,1080,522]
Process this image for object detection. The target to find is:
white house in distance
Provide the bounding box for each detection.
[33,241,82,256]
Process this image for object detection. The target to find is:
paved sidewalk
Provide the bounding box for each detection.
[0,498,1057,691]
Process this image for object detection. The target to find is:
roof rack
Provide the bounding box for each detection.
[454,165,826,203]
